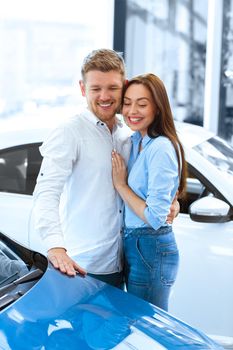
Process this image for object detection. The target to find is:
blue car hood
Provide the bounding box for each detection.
[0,265,222,350]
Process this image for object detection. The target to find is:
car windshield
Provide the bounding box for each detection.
[0,233,47,311]
[194,136,233,180]
[0,242,29,287]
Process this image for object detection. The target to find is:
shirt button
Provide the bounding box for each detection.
[119,210,122,213]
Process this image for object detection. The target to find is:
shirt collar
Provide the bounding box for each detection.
[82,107,101,126]
[83,107,123,129]
[131,131,152,148]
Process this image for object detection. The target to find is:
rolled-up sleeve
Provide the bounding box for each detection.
[143,142,179,230]
[33,124,79,251]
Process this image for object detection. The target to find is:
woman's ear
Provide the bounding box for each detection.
[79,80,86,97]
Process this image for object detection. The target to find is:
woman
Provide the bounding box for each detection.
[112,73,186,311]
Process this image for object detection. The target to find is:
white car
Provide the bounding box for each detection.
[0,116,233,349]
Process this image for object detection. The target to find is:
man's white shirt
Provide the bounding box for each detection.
[33,108,131,274]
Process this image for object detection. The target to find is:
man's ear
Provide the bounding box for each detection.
[79,80,86,97]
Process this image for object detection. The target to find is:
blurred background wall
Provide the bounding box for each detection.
[0,0,233,144]
[114,0,233,144]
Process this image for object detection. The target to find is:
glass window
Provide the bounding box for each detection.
[0,0,114,119]
[179,165,212,214]
[0,144,42,195]
[0,232,47,311]
[194,136,233,179]
[180,136,233,214]
[124,0,208,126]
[219,0,233,143]
[0,241,28,286]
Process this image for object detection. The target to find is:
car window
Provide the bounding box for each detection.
[0,242,29,287]
[194,136,233,181]
[179,164,214,214]
[0,232,47,311]
[0,143,42,195]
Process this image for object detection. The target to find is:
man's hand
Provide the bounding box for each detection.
[166,194,180,224]
[48,248,86,277]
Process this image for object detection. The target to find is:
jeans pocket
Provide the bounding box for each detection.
[135,235,157,271]
[160,245,179,286]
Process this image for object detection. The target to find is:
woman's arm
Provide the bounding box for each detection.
[112,149,179,225]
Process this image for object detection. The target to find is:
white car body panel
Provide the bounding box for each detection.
[172,215,233,337]
[0,192,45,254]
[0,117,233,348]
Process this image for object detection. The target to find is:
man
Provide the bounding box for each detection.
[33,49,178,287]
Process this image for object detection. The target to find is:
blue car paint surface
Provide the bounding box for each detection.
[0,261,223,350]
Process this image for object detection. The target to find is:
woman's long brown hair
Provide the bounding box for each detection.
[123,73,186,197]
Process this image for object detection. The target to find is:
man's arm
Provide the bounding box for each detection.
[166,193,180,224]
[33,126,86,277]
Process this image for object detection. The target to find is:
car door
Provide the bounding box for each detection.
[0,143,43,250]
[170,160,233,346]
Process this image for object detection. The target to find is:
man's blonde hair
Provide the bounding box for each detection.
[81,49,126,81]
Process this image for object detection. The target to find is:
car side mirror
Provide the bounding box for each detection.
[189,196,231,223]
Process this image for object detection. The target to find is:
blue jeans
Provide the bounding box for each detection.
[123,226,179,311]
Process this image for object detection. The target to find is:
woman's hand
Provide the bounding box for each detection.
[111,150,127,190]
[112,150,147,222]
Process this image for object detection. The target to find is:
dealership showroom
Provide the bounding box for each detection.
[0,1,233,349]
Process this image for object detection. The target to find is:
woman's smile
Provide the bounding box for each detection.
[128,116,144,124]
